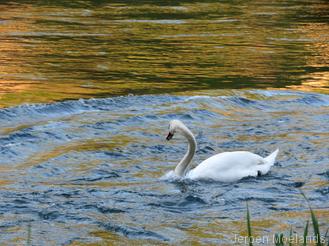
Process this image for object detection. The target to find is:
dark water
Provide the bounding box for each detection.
[0,90,328,245]
[0,1,328,108]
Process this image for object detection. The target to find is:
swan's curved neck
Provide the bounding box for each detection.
[174,126,197,177]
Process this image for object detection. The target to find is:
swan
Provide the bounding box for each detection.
[164,119,279,182]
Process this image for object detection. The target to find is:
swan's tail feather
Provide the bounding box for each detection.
[264,148,279,166]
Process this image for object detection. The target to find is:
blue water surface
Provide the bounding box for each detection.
[0,90,328,245]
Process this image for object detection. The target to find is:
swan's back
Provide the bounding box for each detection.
[187,151,272,182]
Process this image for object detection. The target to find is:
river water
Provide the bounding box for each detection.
[0,1,328,245]
[0,0,328,107]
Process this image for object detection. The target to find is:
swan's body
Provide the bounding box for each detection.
[165,120,279,182]
[186,150,278,182]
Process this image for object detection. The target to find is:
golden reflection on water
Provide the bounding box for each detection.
[17,135,137,170]
[71,231,168,246]
[287,22,329,93]
[66,209,329,245]
[0,1,328,107]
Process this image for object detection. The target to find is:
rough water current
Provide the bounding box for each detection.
[0,90,328,245]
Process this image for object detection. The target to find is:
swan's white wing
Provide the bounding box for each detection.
[187,151,265,182]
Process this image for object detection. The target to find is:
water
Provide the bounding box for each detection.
[0,1,328,108]
[0,90,328,245]
[0,1,329,245]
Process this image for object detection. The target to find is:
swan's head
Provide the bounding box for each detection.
[166,119,189,141]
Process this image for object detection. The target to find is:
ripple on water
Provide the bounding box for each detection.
[0,90,328,244]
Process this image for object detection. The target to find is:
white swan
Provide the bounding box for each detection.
[164,120,279,182]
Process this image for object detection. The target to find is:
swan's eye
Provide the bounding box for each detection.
[166,132,174,141]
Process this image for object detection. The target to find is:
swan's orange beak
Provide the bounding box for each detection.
[166,132,174,141]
